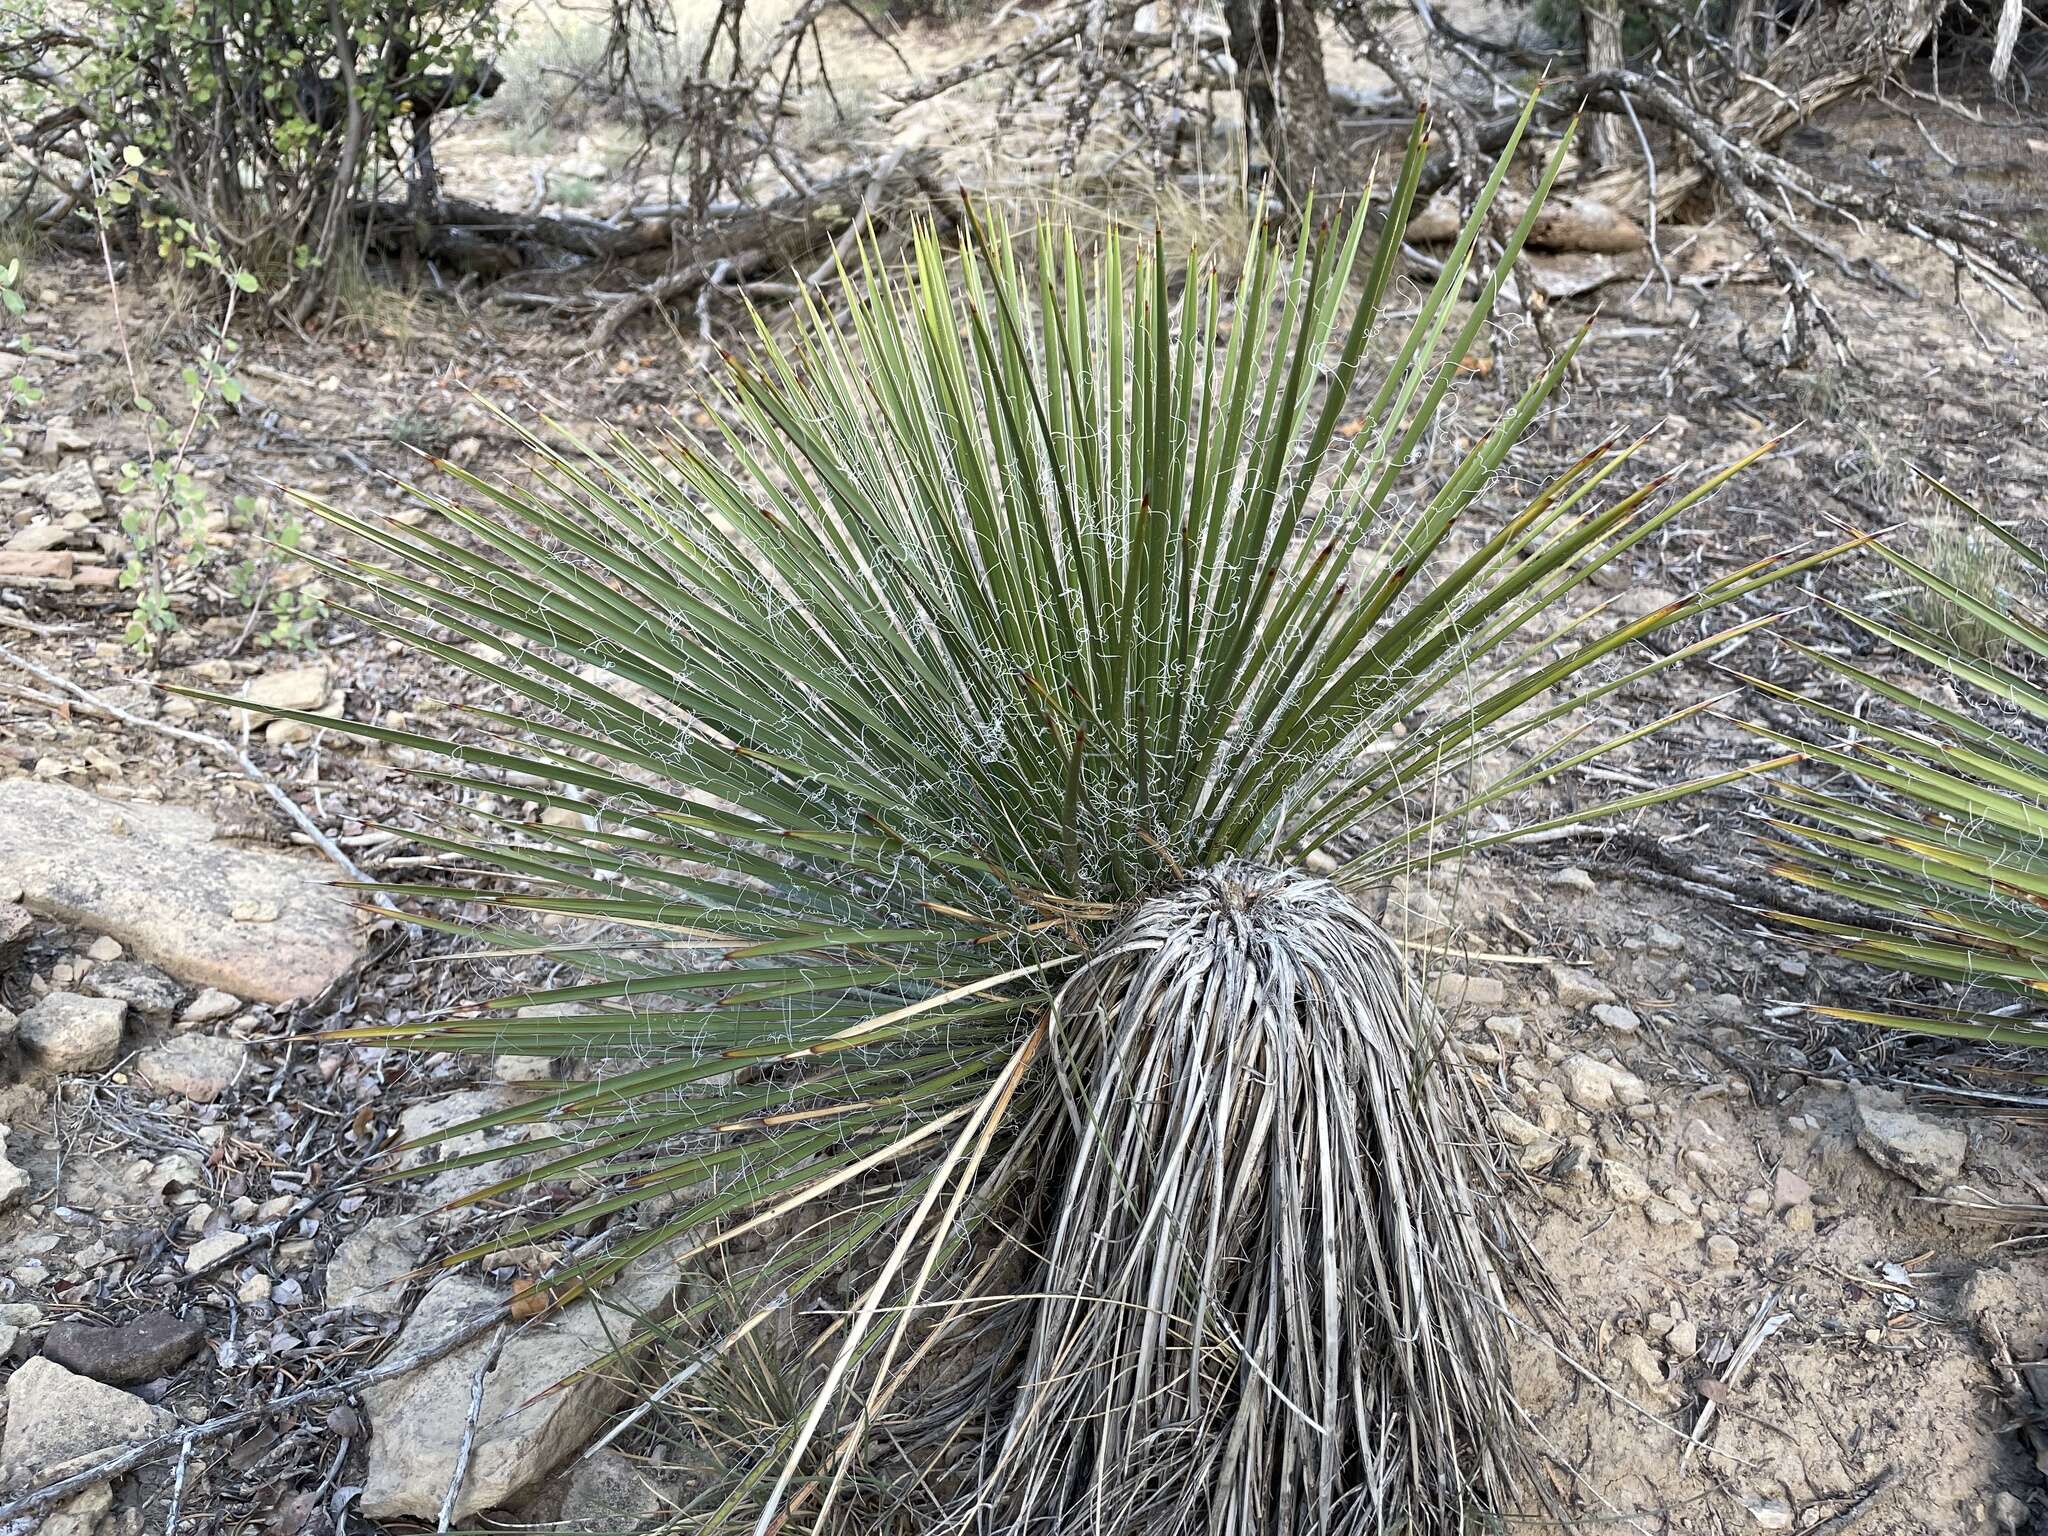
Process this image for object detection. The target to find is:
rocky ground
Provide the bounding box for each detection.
[0,800,2044,1533]
[3,14,2048,1532]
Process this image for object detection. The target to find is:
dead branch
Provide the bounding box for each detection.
[1576,71,2048,336]
[1578,0,1951,218]
[1575,69,1849,362]
[584,150,942,347]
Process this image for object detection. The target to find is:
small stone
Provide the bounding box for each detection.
[79,959,185,1020]
[234,665,331,726]
[1549,965,1616,1011]
[0,780,363,1005]
[1559,1053,1648,1112]
[0,1127,27,1211]
[359,1243,687,1520]
[1992,1491,2028,1532]
[1491,1109,1547,1147]
[1608,1334,1676,1404]
[1772,1166,1813,1211]
[5,522,70,554]
[40,1483,112,1536]
[1483,1015,1524,1044]
[1744,1495,1793,1530]
[559,1447,662,1525]
[326,1217,425,1314]
[83,935,123,963]
[237,1273,273,1306]
[1591,1002,1642,1035]
[1643,1198,1701,1236]
[0,1357,173,1493]
[40,1310,205,1387]
[17,992,126,1072]
[397,1088,547,1207]
[0,550,73,582]
[266,718,315,748]
[33,461,103,517]
[1852,1087,1966,1193]
[1382,876,1457,942]
[1645,921,1685,952]
[493,1054,555,1085]
[1666,1318,1698,1357]
[185,1232,248,1273]
[0,901,30,964]
[1602,1160,1654,1205]
[1546,865,1595,893]
[136,1035,248,1104]
[1430,972,1507,1011]
[1705,1234,1740,1266]
[181,987,242,1024]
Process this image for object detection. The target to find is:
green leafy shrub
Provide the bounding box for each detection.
[1753,480,2048,1047]
[189,105,1828,1530]
[14,0,504,314]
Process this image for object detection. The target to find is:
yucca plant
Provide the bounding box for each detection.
[184,101,1834,1535]
[1749,474,2048,1049]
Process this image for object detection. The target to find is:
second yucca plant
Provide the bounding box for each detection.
[1752,478,2048,1048]
[202,104,1834,1533]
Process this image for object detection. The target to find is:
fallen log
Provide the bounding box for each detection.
[348,149,946,346]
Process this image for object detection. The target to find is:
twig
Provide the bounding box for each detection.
[0,641,377,894]
[438,1324,507,1531]
[161,1434,195,1535]
[1681,1286,1791,1469]
[805,145,907,289]
[1616,88,1674,305]
[0,1297,520,1526]
[0,611,78,638]
[1805,1469,1896,1534]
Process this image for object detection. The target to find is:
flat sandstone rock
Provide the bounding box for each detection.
[0,780,363,1004]
[360,1249,684,1521]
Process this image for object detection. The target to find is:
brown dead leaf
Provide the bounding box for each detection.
[509,1275,553,1319]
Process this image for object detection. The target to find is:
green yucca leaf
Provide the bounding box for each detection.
[175,101,1814,1531]
[1758,485,2048,1047]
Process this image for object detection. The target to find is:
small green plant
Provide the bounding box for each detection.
[1894,519,2024,663]
[380,408,451,453]
[552,173,599,208]
[82,145,321,654]
[187,105,1833,1534]
[0,259,44,440]
[1754,475,2048,1046]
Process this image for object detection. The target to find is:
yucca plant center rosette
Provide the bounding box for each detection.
[181,101,1839,1535]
